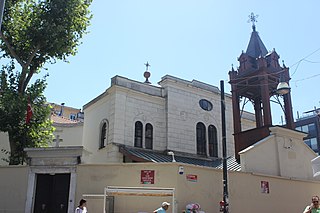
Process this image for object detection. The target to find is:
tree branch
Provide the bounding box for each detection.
[22,67,35,92]
[0,31,28,94]
[0,31,24,67]
[19,45,41,93]
[25,44,40,68]
[18,67,28,94]
[0,32,42,94]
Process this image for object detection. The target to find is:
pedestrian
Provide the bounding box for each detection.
[303,196,320,213]
[75,199,88,213]
[153,201,170,213]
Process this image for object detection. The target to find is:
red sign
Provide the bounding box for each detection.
[141,170,155,184]
[186,174,197,182]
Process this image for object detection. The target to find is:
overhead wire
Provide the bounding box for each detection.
[290,47,320,76]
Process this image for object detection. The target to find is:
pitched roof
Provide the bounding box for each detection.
[119,145,241,171]
[50,114,83,127]
[246,26,268,58]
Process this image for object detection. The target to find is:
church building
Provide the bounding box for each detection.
[1,15,319,213]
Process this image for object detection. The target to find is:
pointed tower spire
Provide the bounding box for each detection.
[229,14,295,161]
[246,13,268,58]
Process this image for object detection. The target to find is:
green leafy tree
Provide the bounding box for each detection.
[0,0,92,164]
[0,62,54,164]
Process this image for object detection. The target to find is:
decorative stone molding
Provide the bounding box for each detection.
[25,146,83,166]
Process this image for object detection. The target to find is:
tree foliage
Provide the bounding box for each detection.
[0,62,54,164]
[0,0,92,164]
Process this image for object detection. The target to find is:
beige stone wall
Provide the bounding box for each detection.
[240,127,316,180]
[74,163,320,213]
[0,163,320,212]
[0,131,10,165]
[82,87,120,163]
[159,77,235,157]
[51,125,83,147]
[75,163,177,213]
[228,170,320,213]
[241,111,256,131]
[113,86,167,150]
[0,166,28,212]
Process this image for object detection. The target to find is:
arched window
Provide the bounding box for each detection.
[145,123,153,149]
[208,125,218,157]
[134,121,143,148]
[196,122,206,155]
[100,120,108,149]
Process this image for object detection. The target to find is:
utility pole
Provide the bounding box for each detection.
[220,80,229,213]
[0,0,5,30]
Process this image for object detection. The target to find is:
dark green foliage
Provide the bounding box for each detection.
[0,0,92,164]
[0,62,54,164]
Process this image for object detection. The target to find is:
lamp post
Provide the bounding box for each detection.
[220,80,229,213]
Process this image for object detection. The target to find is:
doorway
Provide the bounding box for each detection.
[33,173,70,213]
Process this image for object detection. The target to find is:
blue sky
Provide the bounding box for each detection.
[40,0,320,124]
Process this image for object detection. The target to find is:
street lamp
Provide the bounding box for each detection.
[276,81,290,95]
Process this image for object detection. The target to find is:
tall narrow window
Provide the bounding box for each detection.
[196,122,206,155]
[100,120,108,149]
[208,125,218,157]
[145,123,153,149]
[134,121,143,148]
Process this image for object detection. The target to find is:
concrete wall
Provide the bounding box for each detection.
[241,111,256,131]
[51,125,83,147]
[74,163,320,213]
[0,166,29,212]
[0,163,320,212]
[0,131,10,165]
[228,170,320,213]
[240,127,316,180]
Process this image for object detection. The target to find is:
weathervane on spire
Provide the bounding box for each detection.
[248,12,258,31]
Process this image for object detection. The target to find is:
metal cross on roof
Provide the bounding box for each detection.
[248,12,258,30]
[144,61,151,71]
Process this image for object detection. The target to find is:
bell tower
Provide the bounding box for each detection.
[229,13,295,160]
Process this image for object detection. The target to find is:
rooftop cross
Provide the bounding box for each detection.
[144,61,151,71]
[248,12,258,31]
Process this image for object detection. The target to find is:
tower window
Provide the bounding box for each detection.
[99,120,108,149]
[134,121,143,148]
[145,123,153,149]
[196,122,206,155]
[208,125,218,157]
